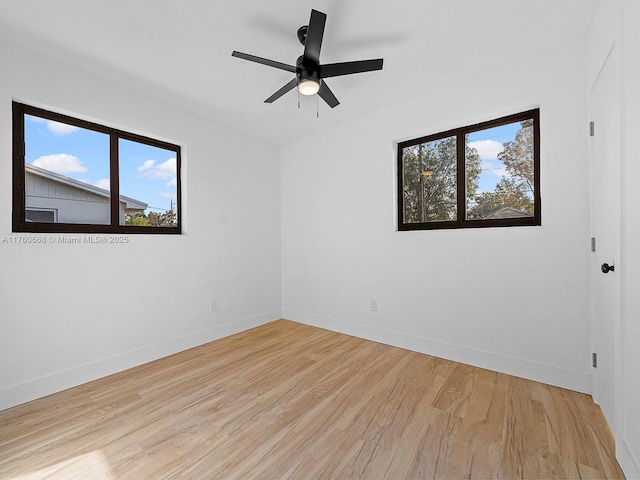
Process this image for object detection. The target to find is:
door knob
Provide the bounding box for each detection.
[601,263,615,274]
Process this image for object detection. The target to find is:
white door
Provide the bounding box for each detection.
[591,4,640,476]
[590,44,620,436]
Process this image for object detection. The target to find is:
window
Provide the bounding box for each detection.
[397,109,540,230]
[13,102,181,234]
[25,208,57,223]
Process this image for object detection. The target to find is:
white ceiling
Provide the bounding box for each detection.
[1,0,599,145]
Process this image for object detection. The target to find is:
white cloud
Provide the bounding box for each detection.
[27,115,80,135]
[468,139,503,160]
[47,121,80,135]
[481,160,509,179]
[137,159,156,173]
[481,160,503,173]
[159,191,177,199]
[94,179,110,190]
[138,157,176,180]
[167,177,177,187]
[27,115,45,124]
[155,158,176,179]
[32,154,87,174]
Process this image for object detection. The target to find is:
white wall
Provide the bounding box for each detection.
[0,38,282,410]
[281,38,593,393]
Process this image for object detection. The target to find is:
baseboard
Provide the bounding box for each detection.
[618,438,640,480]
[2,309,592,412]
[283,309,592,394]
[0,310,281,411]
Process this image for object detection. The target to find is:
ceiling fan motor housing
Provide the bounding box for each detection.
[296,55,320,86]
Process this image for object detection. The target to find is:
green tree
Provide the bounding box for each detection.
[125,211,149,226]
[158,208,177,226]
[402,137,480,223]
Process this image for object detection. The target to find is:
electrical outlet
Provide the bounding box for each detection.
[370,299,377,312]
[210,300,217,313]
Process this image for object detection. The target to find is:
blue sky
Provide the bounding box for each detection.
[25,115,177,214]
[466,121,520,195]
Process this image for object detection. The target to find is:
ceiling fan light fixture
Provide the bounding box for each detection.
[298,79,320,96]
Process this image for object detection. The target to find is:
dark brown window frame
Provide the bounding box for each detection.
[13,101,182,234]
[397,108,541,231]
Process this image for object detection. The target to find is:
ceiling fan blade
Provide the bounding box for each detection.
[265,78,298,103]
[320,59,384,78]
[318,82,340,108]
[303,9,326,65]
[232,51,296,73]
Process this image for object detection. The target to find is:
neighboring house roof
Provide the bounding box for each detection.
[25,163,148,211]
[484,207,534,219]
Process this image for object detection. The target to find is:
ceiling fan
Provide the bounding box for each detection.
[232,9,383,108]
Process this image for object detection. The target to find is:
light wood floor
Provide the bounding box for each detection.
[0,320,625,479]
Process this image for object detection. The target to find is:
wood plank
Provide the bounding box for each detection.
[0,320,625,479]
